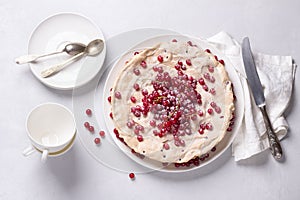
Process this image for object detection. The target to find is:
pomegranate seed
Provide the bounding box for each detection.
[140,60,147,68]
[206,123,213,130]
[107,96,111,103]
[227,127,233,132]
[150,120,156,127]
[136,125,144,131]
[137,135,143,142]
[209,88,216,95]
[142,89,148,96]
[134,52,139,55]
[207,108,213,115]
[186,59,192,66]
[211,147,216,152]
[174,140,180,146]
[153,65,159,72]
[131,107,136,113]
[177,61,183,66]
[134,128,140,135]
[163,143,170,150]
[133,83,140,91]
[181,65,187,70]
[133,68,140,75]
[158,66,164,73]
[210,102,216,108]
[219,59,225,65]
[198,78,205,85]
[109,112,113,119]
[204,72,210,80]
[198,110,204,117]
[191,115,197,121]
[134,111,141,117]
[127,121,134,128]
[88,125,95,132]
[130,96,137,103]
[187,41,193,46]
[214,55,218,61]
[99,131,105,137]
[208,65,214,73]
[198,128,204,134]
[174,64,181,70]
[157,55,164,63]
[115,92,122,99]
[84,122,90,128]
[193,159,200,166]
[94,137,101,144]
[174,163,180,168]
[85,109,92,116]
[210,76,215,83]
[153,130,159,136]
[205,49,211,53]
[172,39,177,42]
[129,173,135,179]
[178,70,184,76]
[215,106,221,114]
[113,128,119,134]
[179,139,185,146]
[202,85,208,91]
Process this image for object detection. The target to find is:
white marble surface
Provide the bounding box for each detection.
[1,0,300,199]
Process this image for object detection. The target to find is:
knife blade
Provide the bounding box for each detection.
[241,37,283,160]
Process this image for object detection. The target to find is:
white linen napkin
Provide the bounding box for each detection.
[207,31,296,161]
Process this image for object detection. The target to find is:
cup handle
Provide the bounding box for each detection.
[22,145,36,156]
[41,149,49,163]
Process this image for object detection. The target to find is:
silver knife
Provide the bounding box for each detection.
[242,37,283,160]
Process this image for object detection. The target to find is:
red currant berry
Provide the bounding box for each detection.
[99,131,105,137]
[94,137,101,144]
[205,49,211,53]
[84,122,90,128]
[88,126,95,132]
[137,135,143,142]
[130,96,137,103]
[129,173,135,179]
[140,60,147,68]
[186,59,192,66]
[107,96,111,103]
[157,55,164,63]
[85,109,92,116]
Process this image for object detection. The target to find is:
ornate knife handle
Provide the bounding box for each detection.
[259,106,283,160]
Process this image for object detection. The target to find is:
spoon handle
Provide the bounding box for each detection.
[15,51,63,64]
[41,52,85,78]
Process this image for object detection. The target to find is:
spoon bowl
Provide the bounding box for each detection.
[64,43,86,56]
[85,39,104,56]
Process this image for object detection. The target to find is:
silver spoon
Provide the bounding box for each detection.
[41,39,104,78]
[15,42,86,64]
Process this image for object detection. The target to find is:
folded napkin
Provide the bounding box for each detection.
[207,32,296,161]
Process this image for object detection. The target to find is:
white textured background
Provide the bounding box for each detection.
[0,0,299,200]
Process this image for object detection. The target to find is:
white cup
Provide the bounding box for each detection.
[23,103,76,163]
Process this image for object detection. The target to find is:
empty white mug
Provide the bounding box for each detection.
[23,103,76,163]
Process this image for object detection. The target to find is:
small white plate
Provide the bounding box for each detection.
[28,13,106,90]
